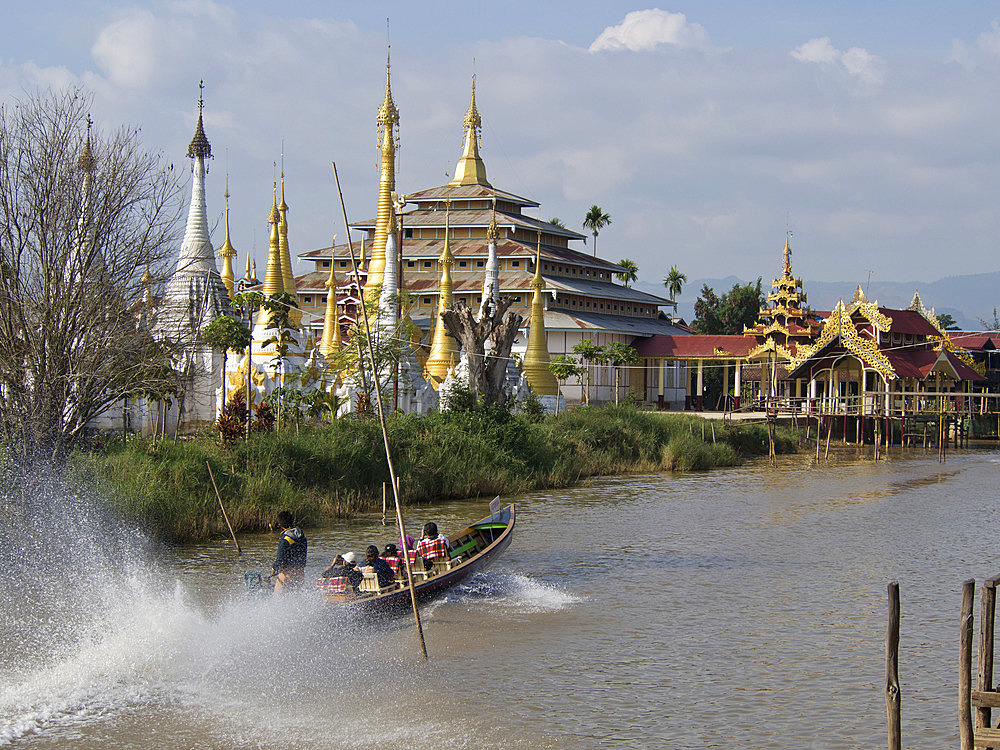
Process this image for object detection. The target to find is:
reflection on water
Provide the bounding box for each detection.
[2,450,999,748]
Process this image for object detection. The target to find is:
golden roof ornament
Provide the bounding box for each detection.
[187,80,212,160]
[319,236,342,358]
[365,43,399,303]
[782,234,792,277]
[257,193,284,328]
[449,70,491,187]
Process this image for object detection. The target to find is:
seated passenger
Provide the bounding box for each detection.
[321,553,363,593]
[416,522,451,564]
[364,545,395,588]
[381,543,404,578]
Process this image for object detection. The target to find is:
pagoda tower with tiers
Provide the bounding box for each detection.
[155,82,232,431]
[743,235,822,404]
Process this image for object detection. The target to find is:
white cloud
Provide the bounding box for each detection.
[791,37,883,85]
[589,9,709,53]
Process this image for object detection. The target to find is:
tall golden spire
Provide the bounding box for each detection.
[256,190,284,328]
[319,239,342,358]
[218,172,237,299]
[364,44,399,303]
[424,200,459,384]
[278,159,301,325]
[450,71,490,187]
[522,232,557,395]
[782,232,792,277]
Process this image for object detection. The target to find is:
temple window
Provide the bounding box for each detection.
[339,261,349,269]
[458,260,468,268]
[406,260,416,268]
[320,296,327,304]
[423,260,432,269]
[303,296,312,305]
[476,260,484,268]
[404,229,413,238]
[512,260,520,268]
[321,261,330,268]
[422,296,432,306]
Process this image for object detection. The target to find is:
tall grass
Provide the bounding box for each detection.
[71,406,801,543]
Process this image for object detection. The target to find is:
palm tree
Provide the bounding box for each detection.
[582,205,611,257]
[664,265,687,303]
[616,258,638,287]
[549,217,565,228]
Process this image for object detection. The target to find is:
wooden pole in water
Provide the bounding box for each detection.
[961,578,976,750]
[885,580,901,750]
[206,461,241,556]
[815,417,822,460]
[977,579,997,734]
[825,416,833,459]
[334,161,428,660]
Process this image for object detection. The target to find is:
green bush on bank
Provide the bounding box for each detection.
[71,405,800,543]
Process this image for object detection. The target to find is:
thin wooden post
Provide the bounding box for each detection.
[825,416,833,459]
[977,579,997,734]
[886,580,901,750]
[711,423,716,444]
[961,578,976,750]
[815,416,822,460]
[206,461,241,556]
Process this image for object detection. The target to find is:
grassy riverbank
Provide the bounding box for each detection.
[71,406,800,543]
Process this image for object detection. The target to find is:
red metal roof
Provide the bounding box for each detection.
[633,334,754,358]
[884,349,985,381]
[876,308,941,336]
[949,333,1000,350]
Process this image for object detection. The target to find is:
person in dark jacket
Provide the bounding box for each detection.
[272,510,307,596]
[364,544,395,588]
[321,553,363,593]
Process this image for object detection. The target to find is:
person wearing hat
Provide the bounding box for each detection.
[321,552,363,593]
[271,510,307,596]
[381,543,405,580]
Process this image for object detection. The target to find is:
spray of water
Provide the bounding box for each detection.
[0,466,570,748]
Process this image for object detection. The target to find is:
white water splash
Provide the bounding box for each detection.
[446,571,581,614]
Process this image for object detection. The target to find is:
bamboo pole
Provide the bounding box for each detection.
[206,461,241,555]
[961,578,976,750]
[333,161,428,660]
[825,416,833,459]
[886,581,901,750]
[977,579,997,734]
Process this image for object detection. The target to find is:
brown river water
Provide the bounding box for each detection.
[2,449,1000,748]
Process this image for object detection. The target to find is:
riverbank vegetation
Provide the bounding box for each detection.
[71,405,800,543]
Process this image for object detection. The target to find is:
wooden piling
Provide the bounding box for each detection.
[886,580,901,750]
[961,578,976,750]
[977,579,997,734]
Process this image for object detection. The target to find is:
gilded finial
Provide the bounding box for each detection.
[487,196,498,241]
[449,68,490,187]
[268,181,279,224]
[532,230,544,288]
[77,114,96,172]
[279,143,288,212]
[782,232,792,277]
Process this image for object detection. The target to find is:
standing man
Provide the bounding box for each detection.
[272,510,307,596]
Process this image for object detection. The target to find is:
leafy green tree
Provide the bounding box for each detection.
[261,291,297,431]
[664,265,687,302]
[936,313,960,331]
[201,314,251,413]
[603,342,639,405]
[572,338,604,405]
[693,279,764,335]
[979,308,1000,331]
[582,205,611,256]
[615,258,639,287]
[548,354,583,414]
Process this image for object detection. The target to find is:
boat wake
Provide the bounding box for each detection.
[439,571,581,614]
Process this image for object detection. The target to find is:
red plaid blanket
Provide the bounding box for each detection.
[417,537,449,560]
[382,555,402,576]
[317,576,348,593]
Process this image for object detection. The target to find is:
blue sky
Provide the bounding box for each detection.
[4,1,1000,312]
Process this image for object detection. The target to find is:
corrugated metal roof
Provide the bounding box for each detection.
[633,334,754,358]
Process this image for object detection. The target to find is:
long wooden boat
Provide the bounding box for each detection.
[317,504,516,614]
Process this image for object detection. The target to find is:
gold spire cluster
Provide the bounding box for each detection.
[364,48,400,303]
[449,73,490,187]
[218,174,237,299]
[521,232,557,395]
[424,200,459,384]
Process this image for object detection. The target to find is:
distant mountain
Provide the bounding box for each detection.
[636,270,1000,330]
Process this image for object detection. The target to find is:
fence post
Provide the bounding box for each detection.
[961,579,976,750]
[886,581,901,750]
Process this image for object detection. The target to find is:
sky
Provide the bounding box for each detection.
[4,1,1000,304]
